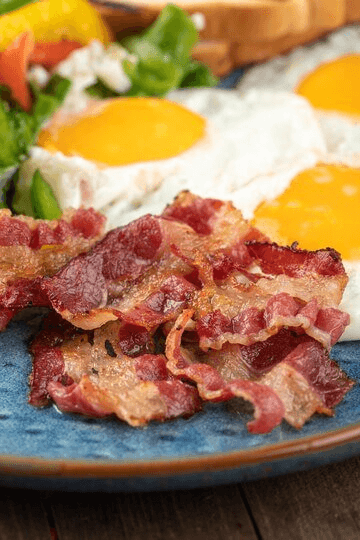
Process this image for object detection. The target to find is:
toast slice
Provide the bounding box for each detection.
[91,0,360,75]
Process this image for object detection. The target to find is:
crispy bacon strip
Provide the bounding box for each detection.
[247,242,346,278]
[30,312,201,426]
[195,290,350,351]
[41,192,269,330]
[42,215,198,329]
[260,340,354,428]
[0,208,105,329]
[165,310,285,434]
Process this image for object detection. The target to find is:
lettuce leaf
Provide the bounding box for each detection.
[87,4,218,98]
[0,0,38,16]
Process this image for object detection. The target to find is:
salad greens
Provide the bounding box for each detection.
[0,0,37,16]
[0,73,70,176]
[87,4,218,98]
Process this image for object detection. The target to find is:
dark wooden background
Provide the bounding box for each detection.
[1,454,360,540]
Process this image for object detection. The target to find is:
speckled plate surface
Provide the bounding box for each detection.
[1,70,360,492]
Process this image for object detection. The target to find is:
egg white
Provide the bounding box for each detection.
[237,24,360,94]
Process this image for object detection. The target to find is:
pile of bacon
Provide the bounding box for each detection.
[0,192,354,433]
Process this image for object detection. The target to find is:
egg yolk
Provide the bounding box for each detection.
[296,54,360,117]
[252,164,360,261]
[37,97,206,167]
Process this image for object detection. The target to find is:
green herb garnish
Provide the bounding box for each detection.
[85,78,121,99]
[30,169,61,220]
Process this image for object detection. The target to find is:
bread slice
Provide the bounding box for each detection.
[91,0,360,75]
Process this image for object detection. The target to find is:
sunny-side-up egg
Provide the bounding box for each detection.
[237,24,360,160]
[236,24,360,341]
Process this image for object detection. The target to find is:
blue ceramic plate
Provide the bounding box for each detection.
[1,70,360,492]
[0,314,360,493]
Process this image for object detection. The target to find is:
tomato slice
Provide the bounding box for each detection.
[0,32,84,112]
[30,40,83,68]
[0,31,34,111]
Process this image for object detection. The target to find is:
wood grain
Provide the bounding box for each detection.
[0,488,51,540]
[49,485,257,540]
[1,457,360,539]
[242,455,360,540]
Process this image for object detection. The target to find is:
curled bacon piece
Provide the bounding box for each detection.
[165,309,285,434]
[30,312,201,426]
[0,208,105,329]
[247,242,346,278]
[195,293,350,351]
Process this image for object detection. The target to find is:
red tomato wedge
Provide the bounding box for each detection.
[0,32,84,112]
[0,31,34,112]
[30,40,83,68]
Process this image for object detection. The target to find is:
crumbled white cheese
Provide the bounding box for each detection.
[53,40,133,114]
[191,12,205,32]
[27,65,50,88]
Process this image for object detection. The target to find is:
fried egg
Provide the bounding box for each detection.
[237,24,360,164]
[17,88,325,224]
[17,32,360,341]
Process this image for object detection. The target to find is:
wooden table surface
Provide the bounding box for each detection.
[1,454,360,540]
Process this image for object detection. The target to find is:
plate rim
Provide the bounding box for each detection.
[2,420,360,479]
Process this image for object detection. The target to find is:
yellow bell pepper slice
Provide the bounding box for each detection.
[0,0,112,51]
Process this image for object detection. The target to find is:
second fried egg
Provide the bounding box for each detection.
[237,24,360,163]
